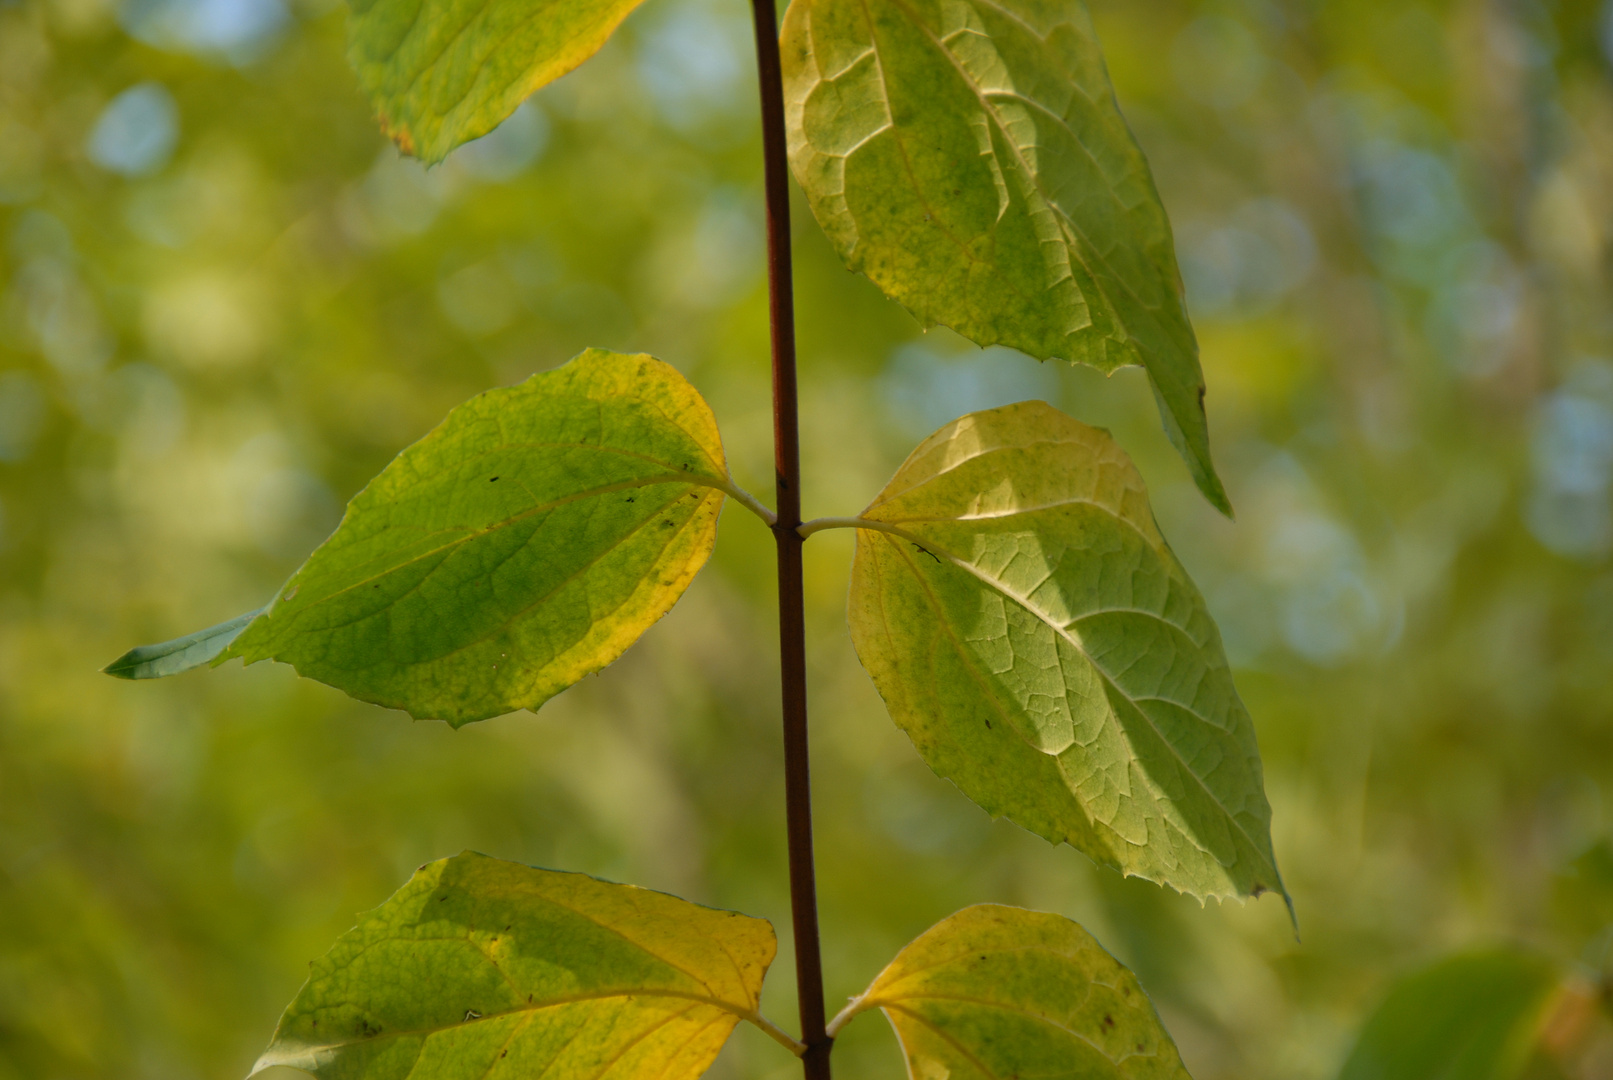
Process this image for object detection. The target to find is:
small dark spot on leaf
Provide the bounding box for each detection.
[439,895,448,902]
[663,520,675,527]
[1251,883,1267,897]
[1102,1014,1114,1028]
[1136,1044,1144,1053]
[626,497,635,503]
[504,925,511,931]
[1197,386,1206,406]
[984,718,992,729]
[490,476,499,482]
[502,1050,508,1058]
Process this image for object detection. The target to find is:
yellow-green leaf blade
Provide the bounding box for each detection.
[847,400,1284,906]
[840,905,1191,1080]
[252,851,779,1080]
[781,0,1230,514]
[1336,951,1560,1080]
[227,348,730,726]
[349,0,646,162]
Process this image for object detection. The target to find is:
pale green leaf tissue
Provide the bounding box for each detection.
[348,0,647,161]
[846,400,1285,907]
[834,904,1191,1080]
[253,851,782,1080]
[218,348,736,725]
[781,0,1231,514]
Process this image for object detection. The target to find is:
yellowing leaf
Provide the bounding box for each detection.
[226,348,740,726]
[1336,951,1560,1080]
[252,851,786,1080]
[348,0,646,161]
[781,0,1230,514]
[833,904,1191,1080]
[846,401,1284,907]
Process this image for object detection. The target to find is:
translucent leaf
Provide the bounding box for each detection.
[846,400,1285,906]
[781,0,1231,514]
[1336,951,1560,1080]
[252,851,784,1080]
[833,904,1191,1080]
[103,607,262,679]
[348,0,647,162]
[225,348,737,726]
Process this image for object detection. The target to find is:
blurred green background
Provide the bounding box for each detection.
[3,0,1613,1076]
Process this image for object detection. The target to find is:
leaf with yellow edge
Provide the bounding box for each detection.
[781,0,1230,514]
[843,400,1286,909]
[251,851,798,1080]
[348,0,647,161]
[829,904,1192,1080]
[222,348,749,726]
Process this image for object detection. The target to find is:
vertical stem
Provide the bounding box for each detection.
[748,3,832,1079]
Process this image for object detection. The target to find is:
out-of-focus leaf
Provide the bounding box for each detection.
[832,904,1190,1079]
[226,348,735,726]
[103,607,262,679]
[781,0,1229,514]
[348,0,647,162]
[1336,950,1560,1080]
[846,401,1284,906]
[251,851,782,1080]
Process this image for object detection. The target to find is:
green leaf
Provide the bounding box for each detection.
[832,904,1191,1080]
[1336,951,1560,1080]
[845,400,1284,907]
[252,850,788,1080]
[103,607,262,679]
[348,0,647,162]
[781,0,1230,515]
[226,348,739,726]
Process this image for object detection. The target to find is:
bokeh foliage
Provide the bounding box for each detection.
[2,0,1613,1077]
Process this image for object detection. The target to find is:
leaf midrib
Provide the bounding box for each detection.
[275,472,719,624]
[873,0,1171,353]
[263,988,741,1065]
[868,525,1276,882]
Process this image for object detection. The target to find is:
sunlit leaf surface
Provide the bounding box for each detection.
[252,851,779,1080]
[348,0,647,161]
[837,904,1190,1080]
[847,400,1283,905]
[782,0,1229,514]
[1335,951,1560,1080]
[226,348,733,725]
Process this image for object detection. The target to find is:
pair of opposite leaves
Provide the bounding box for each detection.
[346,0,1231,516]
[251,850,1196,1080]
[110,349,1285,911]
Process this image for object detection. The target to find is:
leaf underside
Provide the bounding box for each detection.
[103,607,263,679]
[847,400,1284,908]
[349,0,647,161]
[227,348,730,726]
[1336,951,1559,1080]
[252,851,777,1080]
[781,0,1230,514]
[845,904,1190,1080]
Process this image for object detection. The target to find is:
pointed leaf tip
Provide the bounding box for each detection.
[103,608,263,680]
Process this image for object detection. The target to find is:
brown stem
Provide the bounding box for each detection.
[747,3,832,1079]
